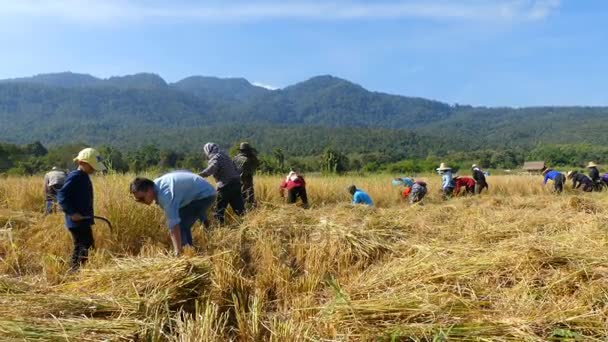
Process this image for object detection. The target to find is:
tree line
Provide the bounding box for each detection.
[2,141,606,176]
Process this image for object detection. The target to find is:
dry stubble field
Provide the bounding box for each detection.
[1,174,608,341]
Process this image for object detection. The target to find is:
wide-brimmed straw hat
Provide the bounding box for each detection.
[436,163,451,171]
[587,161,598,168]
[471,164,478,169]
[567,170,574,178]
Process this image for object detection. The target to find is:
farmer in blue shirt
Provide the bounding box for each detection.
[57,148,106,271]
[542,167,565,194]
[347,185,373,206]
[436,163,455,200]
[130,171,216,256]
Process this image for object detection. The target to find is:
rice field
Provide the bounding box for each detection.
[1,173,608,341]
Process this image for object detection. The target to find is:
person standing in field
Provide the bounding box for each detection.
[471,164,489,194]
[542,167,565,194]
[586,162,602,191]
[453,176,476,196]
[57,148,106,272]
[436,163,455,199]
[233,142,259,208]
[129,171,216,256]
[567,170,594,192]
[44,166,67,214]
[199,143,245,224]
[347,185,373,206]
[280,171,308,208]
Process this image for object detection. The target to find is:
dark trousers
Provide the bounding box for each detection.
[241,175,255,207]
[215,181,245,224]
[443,187,454,200]
[475,182,488,194]
[69,225,94,271]
[287,187,308,205]
[554,174,565,193]
[179,196,216,245]
[581,181,594,192]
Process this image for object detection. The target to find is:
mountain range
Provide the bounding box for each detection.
[1,72,607,158]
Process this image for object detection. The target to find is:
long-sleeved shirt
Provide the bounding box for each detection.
[454,177,476,193]
[352,190,373,206]
[472,168,486,184]
[441,171,454,189]
[572,173,592,189]
[199,152,241,189]
[233,152,259,178]
[543,170,562,184]
[154,171,217,229]
[44,170,67,191]
[280,177,306,191]
[589,167,600,182]
[57,169,94,229]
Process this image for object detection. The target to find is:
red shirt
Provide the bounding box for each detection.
[280,177,306,190]
[454,177,475,193]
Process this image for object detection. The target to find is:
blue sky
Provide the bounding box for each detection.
[0,0,606,106]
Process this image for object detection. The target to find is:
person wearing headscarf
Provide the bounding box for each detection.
[233,142,260,207]
[280,171,308,208]
[44,166,67,214]
[199,143,245,224]
[471,164,489,194]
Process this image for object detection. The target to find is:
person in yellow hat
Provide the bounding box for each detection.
[57,148,106,271]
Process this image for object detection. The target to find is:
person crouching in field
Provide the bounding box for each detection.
[347,185,373,206]
[453,176,476,196]
[471,164,489,194]
[587,162,602,191]
[405,182,428,204]
[280,171,308,208]
[567,170,594,192]
[542,167,565,194]
[130,171,216,256]
[199,143,245,224]
[436,163,455,200]
[57,148,106,272]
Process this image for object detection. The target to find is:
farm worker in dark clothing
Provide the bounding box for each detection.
[233,142,259,208]
[587,162,601,190]
[44,166,67,214]
[280,171,308,208]
[471,164,489,194]
[436,163,455,199]
[199,143,245,224]
[347,185,373,206]
[542,168,565,193]
[453,176,476,196]
[57,148,106,271]
[129,171,216,256]
[567,171,594,192]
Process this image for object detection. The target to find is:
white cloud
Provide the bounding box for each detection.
[252,82,280,90]
[0,1,560,23]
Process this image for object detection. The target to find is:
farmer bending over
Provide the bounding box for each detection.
[567,170,594,192]
[347,185,373,206]
[130,171,216,256]
[280,171,308,208]
[542,167,565,194]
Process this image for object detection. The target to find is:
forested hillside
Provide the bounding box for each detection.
[1,72,608,159]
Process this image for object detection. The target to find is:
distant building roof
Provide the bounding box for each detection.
[523,161,545,171]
